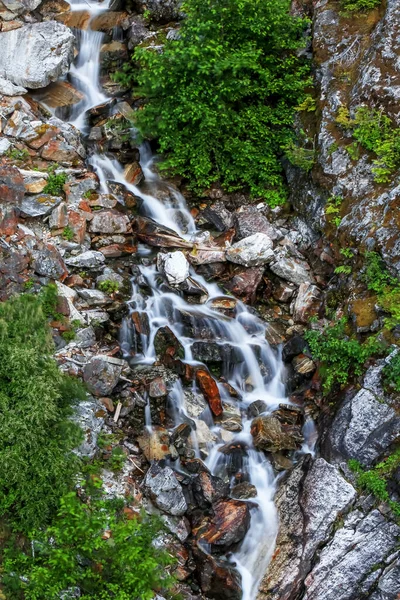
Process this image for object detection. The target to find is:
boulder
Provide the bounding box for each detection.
[195,368,223,416]
[74,398,104,459]
[224,266,264,304]
[0,21,75,89]
[134,0,181,22]
[138,427,178,462]
[183,390,208,418]
[1,0,42,14]
[32,243,67,280]
[270,253,315,286]
[202,202,234,231]
[291,283,322,324]
[251,405,304,453]
[83,355,122,396]
[193,546,242,600]
[157,250,190,286]
[0,165,25,205]
[234,208,279,241]
[77,288,109,307]
[193,499,250,551]
[65,251,105,269]
[41,139,81,167]
[89,209,130,234]
[143,462,187,516]
[154,326,185,363]
[20,194,62,218]
[0,76,27,96]
[227,233,274,267]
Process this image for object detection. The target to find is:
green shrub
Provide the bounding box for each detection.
[285,142,315,172]
[363,252,400,327]
[0,293,84,533]
[62,226,74,241]
[341,0,381,12]
[304,318,382,392]
[116,0,311,204]
[382,352,400,392]
[2,491,174,600]
[39,283,58,318]
[43,172,67,196]
[5,147,30,161]
[325,195,343,227]
[98,280,119,294]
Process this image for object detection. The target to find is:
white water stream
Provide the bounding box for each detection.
[59,2,313,597]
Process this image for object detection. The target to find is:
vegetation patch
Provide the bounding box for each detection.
[43,171,67,196]
[341,0,381,12]
[116,0,311,205]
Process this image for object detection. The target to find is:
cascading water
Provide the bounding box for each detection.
[57,2,312,597]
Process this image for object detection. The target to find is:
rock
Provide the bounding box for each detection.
[303,510,400,600]
[157,250,190,286]
[251,405,304,453]
[193,499,250,551]
[20,194,62,218]
[83,355,122,396]
[138,427,177,462]
[40,81,84,108]
[65,251,105,269]
[133,216,193,249]
[247,400,268,418]
[0,165,25,205]
[58,8,90,29]
[191,470,228,507]
[270,253,315,286]
[74,326,96,349]
[273,281,296,303]
[149,376,167,398]
[324,363,400,467]
[89,209,130,234]
[1,0,42,14]
[0,76,27,96]
[41,139,81,167]
[291,283,322,324]
[259,458,357,600]
[183,390,208,418]
[143,462,187,516]
[134,0,181,22]
[193,419,217,448]
[227,233,274,267]
[224,266,264,304]
[123,161,143,185]
[0,139,12,155]
[231,481,257,500]
[154,326,185,364]
[0,22,74,89]
[91,11,128,31]
[264,322,285,346]
[235,208,279,241]
[195,368,223,416]
[191,341,242,364]
[293,354,315,376]
[282,335,307,362]
[77,288,109,307]
[202,202,234,231]
[74,398,104,459]
[189,247,227,265]
[32,243,67,280]
[194,547,242,600]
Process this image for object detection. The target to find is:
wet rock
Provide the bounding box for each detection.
[291,283,322,324]
[193,547,242,600]
[149,376,167,398]
[251,405,304,453]
[218,402,242,432]
[158,250,190,286]
[208,296,237,316]
[303,510,400,600]
[123,161,143,185]
[264,322,285,346]
[154,326,185,364]
[0,165,25,205]
[324,362,400,468]
[235,208,279,241]
[193,419,217,448]
[40,81,84,108]
[32,243,67,280]
[183,390,207,418]
[192,470,229,507]
[131,310,150,337]
[83,355,122,396]
[91,11,128,31]
[89,209,130,234]
[191,341,242,364]
[293,354,315,376]
[65,250,105,269]
[231,481,257,500]
[0,22,74,89]
[282,335,307,363]
[224,266,264,304]
[138,427,178,462]
[195,368,223,416]
[20,194,62,218]
[189,247,227,265]
[193,498,250,551]
[227,233,274,267]
[202,202,234,231]
[259,458,357,600]
[133,216,192,249]
[143,462,187,516]
[247,400,268,419]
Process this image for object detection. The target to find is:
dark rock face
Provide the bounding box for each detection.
[224,266,264,304]
[154,326,185,364]
[193,547,242,600]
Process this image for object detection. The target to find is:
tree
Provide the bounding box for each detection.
[118,0,311,204]
[0,293,84,533]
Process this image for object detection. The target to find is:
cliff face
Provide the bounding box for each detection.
[289,0,400,274]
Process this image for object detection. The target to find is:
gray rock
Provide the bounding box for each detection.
[96,267,124,287]
[20,194,62,218]
[325,363,400,467]
[202,202,234,231]
[89,210,130,234]
[369,558,400,600]
[77,288,110,307]
[74,398,105,459]
[235,208,279,241]
[65,251,105,269]
[0,76,27,96]
[83,355,122,396]
[48,117,86,159]
[270,252,315,285]
[291,283,322,324]
[157,250,190,286]
[143,462,187,516]
[227,233,274,267]
[183,390,207,418]
[32,243,67,279]
[74,326,96,349]
[0,22,75,89]
[135,0,181,22]
[303,510,400,600]
[1,0,42,15]
[0,138,12,155]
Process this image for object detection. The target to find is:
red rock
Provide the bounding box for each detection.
[68,209,87,244]
[41,139,81,166]
[100,397,115,412]
[27,126,58,150]
[89,209,130,234]
[99,245,122,258]
[123,162,143,185]
[224,266,264,304]
[131,311,150,336]
[64,274,84,287]
[193,546,242,600]
[196,368,223,416]
[0,205,18,236]
[148,376,167,398]
[0,165,25,205]
[55,294,70,316]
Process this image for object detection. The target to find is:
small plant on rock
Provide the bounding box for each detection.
[43,172,67,196]
[382,352,400,393]
[62,225,74,241]
[341,0,381,12]
[98,279,119,294]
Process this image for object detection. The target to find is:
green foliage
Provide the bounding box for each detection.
[296,95,317,112]
[284,141,315,172]
[325,195,343,227]
[98,280,119,294]
[327,142,339,156]
[335,106,352,129]
[340,247,354,259]
[2,491,174,599]
[0,293,84,533]
[346,142,360,161]
[62,226,74,241]
[363,252,400,328]
[334,265,352,275]
[117,0,311,204]
[341,0,381,12]
[43,172,67,196]
[23,279,35,290]
[39,283,58,318]
[305,318,382,392]
[382,352,400,392]
[5,147,30,161]
[348,450,400,517]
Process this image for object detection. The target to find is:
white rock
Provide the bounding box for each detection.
[194,419,217,447]
[65,250,105,269]
[74,398,105,459]
[77,288,109,306]
[0,76,27,96]
[270,253,315,285]
[0,22,75,89]
[158,250,190,286]
[143,463,187,516]
[226,232,274,267]
[1,0,42,15]
[56,280,78,302]
[0,138,12,155]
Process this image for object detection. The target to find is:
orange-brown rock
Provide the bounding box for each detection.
[251,405,304,453]
[40,81,84,108]
[196,368,223,416]
[193,498,250,550]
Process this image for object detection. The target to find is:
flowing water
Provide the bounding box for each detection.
[59,3,307,597]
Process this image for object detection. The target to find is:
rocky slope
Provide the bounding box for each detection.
[0,0,399,599]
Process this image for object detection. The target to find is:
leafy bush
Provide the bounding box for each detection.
[43,172,67,196]
[2,491,174,600]
[341,0,381,12]
[363,252,400,327]
[382,352,400,392]
[325,195,343,227]
[304,318,382,392]
[117,0,311,204]
[0,293,84,532]
[98,280,119,294]
[62,226,74,241]
[285,142,315,172]
[5,147,30,161]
